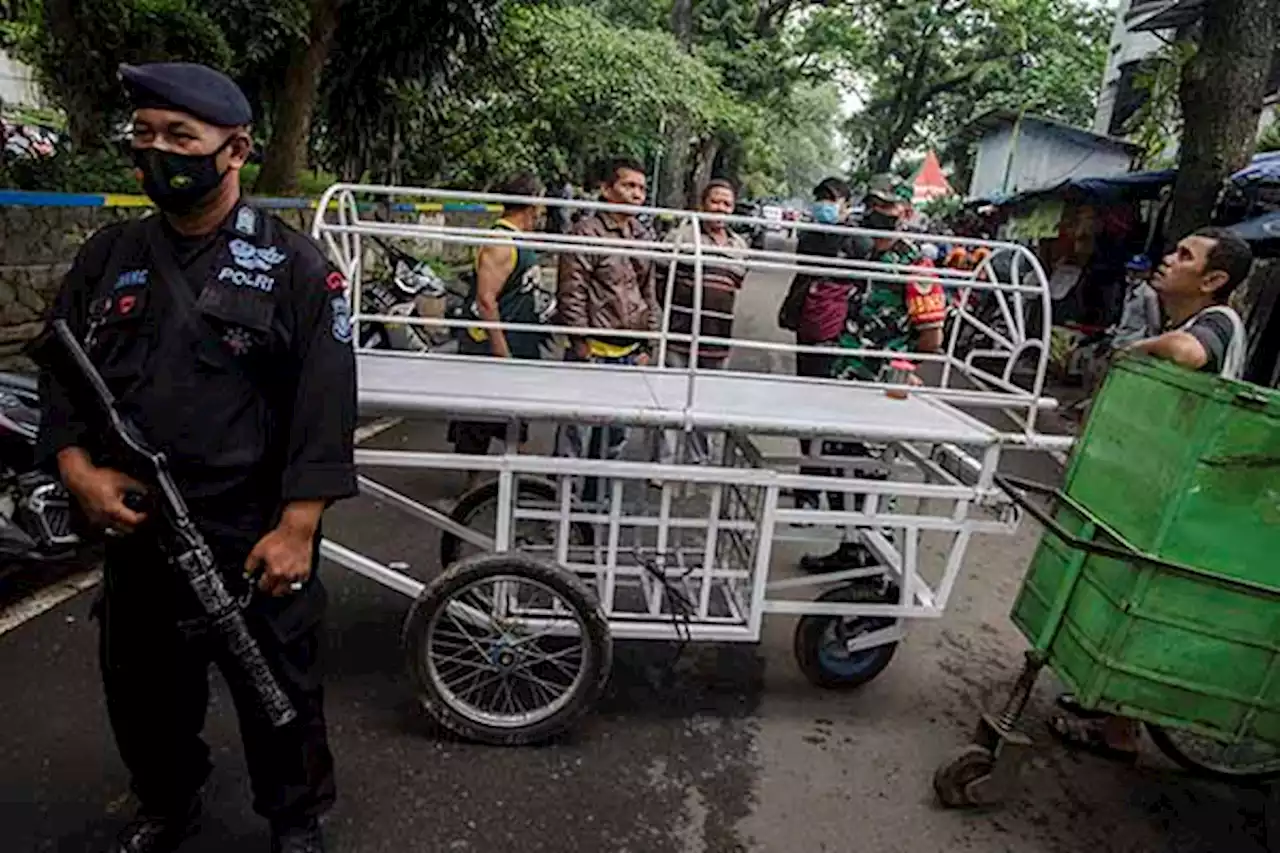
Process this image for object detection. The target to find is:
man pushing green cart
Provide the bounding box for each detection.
[933,228,1279,820]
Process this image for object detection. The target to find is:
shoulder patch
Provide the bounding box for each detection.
[235,206,258,236]
[330,295,353,343]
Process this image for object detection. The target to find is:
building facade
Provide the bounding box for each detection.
[967,111,1139,201]
[0,50,42,109]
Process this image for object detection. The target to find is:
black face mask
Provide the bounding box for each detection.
[862,209,899,232]
[132,137,235,215]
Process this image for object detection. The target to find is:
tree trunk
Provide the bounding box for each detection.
[671,0,694,46]
[1167,0,1277,243]
[689,136,721,204]
[659,118,694,208]
[44,0,108,148]
[255,0,341,195]
[658,0,696,208]
[868,36,938,174]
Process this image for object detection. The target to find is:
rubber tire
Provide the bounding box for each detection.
[402,551,613,746]
[1146,724,1280,784]
[793,581,901,690]
[439,479,595,570]
[934,745,998,809]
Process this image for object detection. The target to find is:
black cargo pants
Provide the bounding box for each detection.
[93,532,335,825]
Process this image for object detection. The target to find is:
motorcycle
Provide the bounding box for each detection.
[0,372,83,563]
[361,237,560,356]
[359,237,460,352]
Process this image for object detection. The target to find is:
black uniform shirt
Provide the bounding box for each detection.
[36,200,358,531]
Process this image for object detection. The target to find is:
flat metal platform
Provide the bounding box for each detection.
[357,350,999,447]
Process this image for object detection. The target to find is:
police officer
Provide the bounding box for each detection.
[32,63,357,853]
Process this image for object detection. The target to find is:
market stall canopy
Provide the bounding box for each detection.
[1127,0,1205,32]
[975,152,1280,211]
[972,168,1175,209]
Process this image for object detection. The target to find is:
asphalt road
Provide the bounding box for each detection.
[0,239,1271,853]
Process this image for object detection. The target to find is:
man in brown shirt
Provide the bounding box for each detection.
[557,158,659,365]
[555,158,657,500]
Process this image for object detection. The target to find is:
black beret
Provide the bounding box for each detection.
[119,62,252,127]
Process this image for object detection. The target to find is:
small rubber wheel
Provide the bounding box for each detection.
[793,580,901,690]
[1146,724,1280,784]
[402,551,612,746]
[934,745,998,809]
[439,479,595,569]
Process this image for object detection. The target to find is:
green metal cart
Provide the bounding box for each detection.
[933,354,1280,810]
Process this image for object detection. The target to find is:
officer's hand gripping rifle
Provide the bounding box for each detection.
[49,319,298,728]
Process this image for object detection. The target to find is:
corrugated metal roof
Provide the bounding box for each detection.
[1128,0,1205,33]
[967,109,1143,155]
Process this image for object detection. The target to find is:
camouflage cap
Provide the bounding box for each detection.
[864,173,901,204]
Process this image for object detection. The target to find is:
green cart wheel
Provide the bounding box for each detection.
[1146,725,1280,784]
[934,745,998,809]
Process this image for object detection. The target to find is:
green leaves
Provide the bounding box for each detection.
[15,0,234,147]
[401,3,737,187]
[817,0,1114,173]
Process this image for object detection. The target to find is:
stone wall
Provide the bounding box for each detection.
[0,203,491,373]
[0,205,131,371]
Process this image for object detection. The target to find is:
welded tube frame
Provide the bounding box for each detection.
[310,181,1069,651]
[311,183,1061,448]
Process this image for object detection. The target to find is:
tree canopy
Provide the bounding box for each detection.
[813,0,1112,179]
[2,0,1115,201]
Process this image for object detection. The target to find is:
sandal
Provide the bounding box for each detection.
[1047,714,1139,764]
[1055,693,1107,720]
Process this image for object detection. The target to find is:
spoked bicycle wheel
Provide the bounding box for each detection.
[1146,724,1280,784]
[439,479,595,569]
[403,552,613,746]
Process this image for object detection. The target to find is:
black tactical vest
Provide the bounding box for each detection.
[84,205,295,524]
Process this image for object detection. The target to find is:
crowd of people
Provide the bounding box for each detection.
[447,158,1256,579]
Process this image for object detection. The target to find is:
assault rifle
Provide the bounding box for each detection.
[48,319,297,728]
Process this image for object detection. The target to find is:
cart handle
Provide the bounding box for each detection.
[993,474,1280,600]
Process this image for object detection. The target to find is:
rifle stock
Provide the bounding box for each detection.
[50,319,297,729]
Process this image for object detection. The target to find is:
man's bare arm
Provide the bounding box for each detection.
[475,245,517,358]
[1128,330,1209,371]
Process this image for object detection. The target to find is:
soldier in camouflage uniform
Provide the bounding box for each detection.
[832,174,946,381]
[799,175,946,574]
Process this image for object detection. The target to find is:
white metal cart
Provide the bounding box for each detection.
[310,184,1074,745]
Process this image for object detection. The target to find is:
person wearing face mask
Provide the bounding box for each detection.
[31,63,356,853]
[778,177,856,367]
[775,178,863,529]
[797,174,947,575]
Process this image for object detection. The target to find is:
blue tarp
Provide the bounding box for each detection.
[1227,209,1280,244]
[1228,150,1280,185]
[982,152,1280,210]
[1060,169,1177,199]
[971,170,1173,207]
